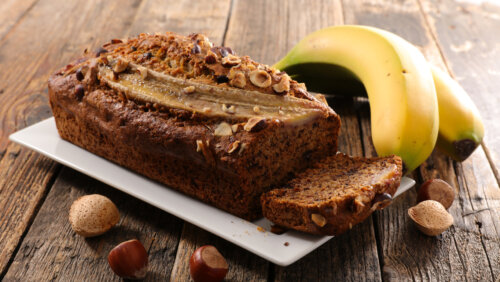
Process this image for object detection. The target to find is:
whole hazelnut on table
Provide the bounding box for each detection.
[417,179,455,209]
[108,239,148,279]
[190,245,229,282]
[68,194,120,237]
[408,200,454,236]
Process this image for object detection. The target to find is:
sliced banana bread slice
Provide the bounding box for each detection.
[261,153,403,235]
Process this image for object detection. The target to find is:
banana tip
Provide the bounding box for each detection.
[453,139,479,161]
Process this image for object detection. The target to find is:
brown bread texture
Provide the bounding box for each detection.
[48,32,341,220]
[261,153,403,235]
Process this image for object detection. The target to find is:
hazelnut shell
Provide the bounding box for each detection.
[408,200,454,236]
[190,245,228,282]
[417,179,455,209]
[69,194,120,237]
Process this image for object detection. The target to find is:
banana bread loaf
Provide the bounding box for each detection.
[48,32,341,220]
[261,153,402,235]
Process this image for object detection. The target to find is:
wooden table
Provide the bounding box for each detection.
[1,0,499,280]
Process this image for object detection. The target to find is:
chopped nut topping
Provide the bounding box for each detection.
[222,104,235,114]
[272,74,291,93]
[238,143,247,155]
[311,213,327,227]
[113,58,129,73]
[231,124,239,133]
[196,140,203,152]
[249,70,272,88]
[214,122,233,136]
[253,106,261,114]
[228,71,246,88]
[202,107,212,113]
[227,141,240,153]
[137,66,148,79]
[183,86,196,94]
[244,117,267,132]
[221,54,241,67]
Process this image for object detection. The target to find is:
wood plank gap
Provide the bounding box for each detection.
[0,0,40,44]
[221,0,234,46]
[416,0,500,187]
[453,161,496,281]
[0,163,61,280]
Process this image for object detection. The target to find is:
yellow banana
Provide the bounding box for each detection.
[431,66,484,161]
[274,25,439,172]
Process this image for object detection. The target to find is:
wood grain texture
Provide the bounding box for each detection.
[418,0,500,184]
[0,0,144,276]
[343,0,500,280]
[0,0,38,42]
[4,167,184,281]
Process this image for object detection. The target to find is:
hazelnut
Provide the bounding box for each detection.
[249,70,272,88]
[408,200,454,236]
[272,75,290,93]
[311,213,327,227]
[229,71,246,88]
[189,245,228,282]
[417,179,455,209]
[221,54,241,67]
[108,239,148,279]
[69,194,119,237]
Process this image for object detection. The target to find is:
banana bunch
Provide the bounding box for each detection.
[274,25,484,171]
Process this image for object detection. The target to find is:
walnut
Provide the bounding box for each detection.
[311,214,327,227]
[221,54,241,67]
[249,70,271,88]
[272,74,291,93]
[214,122,233,136]
[227,141,240,153]
[113,58,129,73]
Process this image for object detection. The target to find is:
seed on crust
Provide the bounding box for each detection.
[311,213,327,227]
[249,70,272,88]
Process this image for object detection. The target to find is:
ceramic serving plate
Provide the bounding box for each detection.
[10,118,415,266]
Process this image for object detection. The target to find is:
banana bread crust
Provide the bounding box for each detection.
[48,32,341,220]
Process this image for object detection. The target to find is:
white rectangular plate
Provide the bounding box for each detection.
[10,118,415,266]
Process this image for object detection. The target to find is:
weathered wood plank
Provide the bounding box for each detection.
[3,0,233,280]
[0,0,39,41]
[418,0,500,184]
[0,0,145,276]
[343,0,500,280]
[4,167,184,281]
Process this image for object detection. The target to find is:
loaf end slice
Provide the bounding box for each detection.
[261,153,403,235]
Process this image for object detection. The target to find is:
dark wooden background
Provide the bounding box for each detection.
[0,0,499,281]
